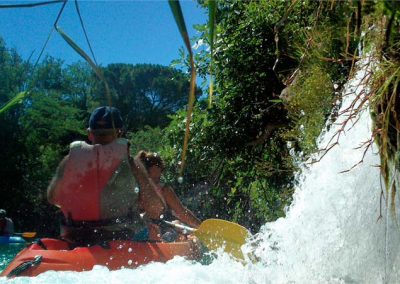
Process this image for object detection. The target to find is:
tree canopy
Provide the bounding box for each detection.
[92,63,202,131]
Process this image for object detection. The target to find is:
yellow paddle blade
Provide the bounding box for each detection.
[194,219,251,260]
[21,232,36,238]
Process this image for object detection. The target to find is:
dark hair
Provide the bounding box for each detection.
[139,151,165,171]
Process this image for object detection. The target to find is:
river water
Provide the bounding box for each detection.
[0,244,25,273]
[1,56,399,283]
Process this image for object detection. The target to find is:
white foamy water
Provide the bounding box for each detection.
[2,55,399,284]
[245,55,400,283]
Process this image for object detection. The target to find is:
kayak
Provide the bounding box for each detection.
[1,238,201,277]
[0,236,25,244]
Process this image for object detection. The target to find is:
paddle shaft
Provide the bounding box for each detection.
[163,221,196,233]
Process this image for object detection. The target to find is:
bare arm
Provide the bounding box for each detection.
[130,153,165,220]
[47,155,68,206]
[162,186,201,228]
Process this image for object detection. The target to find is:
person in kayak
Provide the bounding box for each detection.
[0,209,14,236]
[139,151,201,242]
[47,106,165,246]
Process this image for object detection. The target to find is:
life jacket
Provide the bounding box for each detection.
[52,138,144,241]
[146,185,178,242]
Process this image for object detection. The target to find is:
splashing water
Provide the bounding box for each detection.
[2,56,399,284]
[245,55,400,283]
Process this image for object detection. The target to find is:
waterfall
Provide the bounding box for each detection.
[244,54,400,283]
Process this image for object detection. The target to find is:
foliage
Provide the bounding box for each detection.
[128,126,164,155]
[91,63,201,131]
[366,2,400,212]
[0,91,28,114]
[283,65,334,155]
[158,102,294,231]
[370,60,400,194]
[0,38,30,231]
[162,0,363,231]
[62,61,96,111]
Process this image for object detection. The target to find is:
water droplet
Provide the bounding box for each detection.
[128,260,133,265]
[128,248,133,253]
[134,187,140,193]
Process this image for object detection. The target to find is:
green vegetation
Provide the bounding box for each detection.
[163,0,362,231]
[284,65,334,154]
[367,2,400,212]
[1,0,399,235]
[92,64,201,131]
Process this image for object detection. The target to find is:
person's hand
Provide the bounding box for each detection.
[186,234,198,243]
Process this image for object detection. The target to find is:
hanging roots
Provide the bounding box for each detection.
[371,57,400,216]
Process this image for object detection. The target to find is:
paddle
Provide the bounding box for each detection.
[14,232,37,238]
[165,218,251,261]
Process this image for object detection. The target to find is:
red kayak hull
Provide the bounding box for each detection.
[1,238,200,277]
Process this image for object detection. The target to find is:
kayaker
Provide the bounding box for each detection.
[139,151,201,242]
[47,106,165,246]
[0,209,14,236]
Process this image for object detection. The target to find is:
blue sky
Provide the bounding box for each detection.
[0,0,207,66]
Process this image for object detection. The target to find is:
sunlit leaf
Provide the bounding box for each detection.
[168,0,197,177]
[0,91,29,115]
[269,99,283,103]
[168,0,192,55]
[208,0,216,108]
[55,26,111,104]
